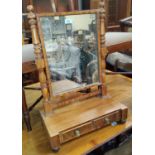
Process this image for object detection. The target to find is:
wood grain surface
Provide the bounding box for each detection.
[22,74,132,155]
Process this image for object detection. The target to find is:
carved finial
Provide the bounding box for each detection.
[99,0,105,9]
[98,0,106,47]
[99,0,106,20]
[27,5,34,12]
[27,5,36,28]
[99,0,105,7]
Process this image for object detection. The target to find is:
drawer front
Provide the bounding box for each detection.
[94,111,121,129]
[60,122,95,143]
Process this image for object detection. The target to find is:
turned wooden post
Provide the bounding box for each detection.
[99,0,108,96]
[27,5,52,113]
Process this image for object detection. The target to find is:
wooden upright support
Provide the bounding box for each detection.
[99,0,108,96]
[27,5,52,113]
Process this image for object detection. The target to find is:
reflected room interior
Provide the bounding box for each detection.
[39,14,100,94]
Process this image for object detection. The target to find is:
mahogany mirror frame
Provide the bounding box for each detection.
[27,1,108,114]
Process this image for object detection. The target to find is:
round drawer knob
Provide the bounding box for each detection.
[105,118,110,124]
[75,130,80,137]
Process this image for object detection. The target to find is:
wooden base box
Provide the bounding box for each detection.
[40,97,128,152]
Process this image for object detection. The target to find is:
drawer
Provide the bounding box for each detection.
[60,122,95,144]
[94,111,121,129]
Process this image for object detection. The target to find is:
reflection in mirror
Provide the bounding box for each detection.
[40,14,99,94]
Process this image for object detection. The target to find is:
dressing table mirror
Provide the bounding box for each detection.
[27,0,128,152]
[39,13,100,95]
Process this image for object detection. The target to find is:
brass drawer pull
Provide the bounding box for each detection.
[74,129,80,137]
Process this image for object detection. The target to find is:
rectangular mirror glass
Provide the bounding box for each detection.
[39,13,99,95]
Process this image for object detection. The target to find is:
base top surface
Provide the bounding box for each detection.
[40,97,126,137]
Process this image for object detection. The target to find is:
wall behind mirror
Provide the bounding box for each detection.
[39,13,99,95]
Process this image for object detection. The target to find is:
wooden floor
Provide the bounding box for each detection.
[22,75,132,155]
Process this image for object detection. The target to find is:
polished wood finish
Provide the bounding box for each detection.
[22,74,132,155]
[35,10,101,106]
[99,0,108,95]
[27,5,51,113]
[107,41,132,54]
[94,111,121,129]
[36,10,98,17]
[33,9,104,110]
[60,122,95,143]
[27,1,128,151]
[40,99,127,150]
[22,61,37,74]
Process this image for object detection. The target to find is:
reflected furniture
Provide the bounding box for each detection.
[120,16,132,32]
[107,52,132,72]
[90,0,132,31]
[22,44,42,131]
[27,0,128,152]
[106,32,131,53]
[22,0,132,40]
[106,17,132,75]
[90,0,132,76]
